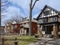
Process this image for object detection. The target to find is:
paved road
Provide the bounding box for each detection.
[29,38,60,45]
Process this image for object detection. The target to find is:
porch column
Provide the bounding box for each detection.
[53,24,58,39]
[37,25,42,38]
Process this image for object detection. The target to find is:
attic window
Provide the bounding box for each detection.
[44,11,50,15]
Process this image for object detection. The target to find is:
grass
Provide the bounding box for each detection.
[3,35,38,45]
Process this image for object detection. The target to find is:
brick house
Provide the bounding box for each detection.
[5,21,21,34]
[10,21,20,34]
[5,20,38,35]
[36,5,60,38]
[20,19,38,35]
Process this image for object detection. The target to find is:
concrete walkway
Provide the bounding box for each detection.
[29,38,60,45]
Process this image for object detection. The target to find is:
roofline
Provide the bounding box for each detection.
[20,20,38,24]
[36,5,60,20]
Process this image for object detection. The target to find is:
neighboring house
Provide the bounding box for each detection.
[5,21,21,34]
[5,20,38,35]
[5,22,12,33]
[36,5,60,38]
[20,19,38,35]
[11,21,20,34]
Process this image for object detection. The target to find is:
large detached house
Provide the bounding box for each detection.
[36,5,60,38]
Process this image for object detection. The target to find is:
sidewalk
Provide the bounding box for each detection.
[28,38,60,45]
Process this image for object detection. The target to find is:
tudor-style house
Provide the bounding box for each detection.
[37,5,60,38]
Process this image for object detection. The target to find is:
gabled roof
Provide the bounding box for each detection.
[20,19,38,24]
[36,5,60,20]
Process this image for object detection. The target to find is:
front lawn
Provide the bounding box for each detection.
[3,36,38,45]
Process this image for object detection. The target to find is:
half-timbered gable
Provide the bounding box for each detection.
[37,5,60,38]
[37,5,59,19]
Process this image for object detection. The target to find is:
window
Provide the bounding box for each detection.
[39,18,48,23]
[43,18,48,23]
[51,10,58,15]
[39,19,43,23]
[49,17,57,22]
[44,11,50,15]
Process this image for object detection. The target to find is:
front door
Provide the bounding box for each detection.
[45,26,53,34]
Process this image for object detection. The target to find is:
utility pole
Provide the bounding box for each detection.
[29,0,39,36]
[0,1,1,27]
[1,0,9,26]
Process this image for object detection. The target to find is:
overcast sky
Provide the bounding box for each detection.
[1,0,60,26]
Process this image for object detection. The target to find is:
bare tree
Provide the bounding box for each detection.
[10,15,24,23]
[4,15,25,25]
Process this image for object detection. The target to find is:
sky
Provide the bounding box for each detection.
[1,0,60,26]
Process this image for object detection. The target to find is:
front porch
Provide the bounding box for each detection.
[40,24,59,39]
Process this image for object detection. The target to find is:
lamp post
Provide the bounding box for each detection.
[29,0,39,36]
